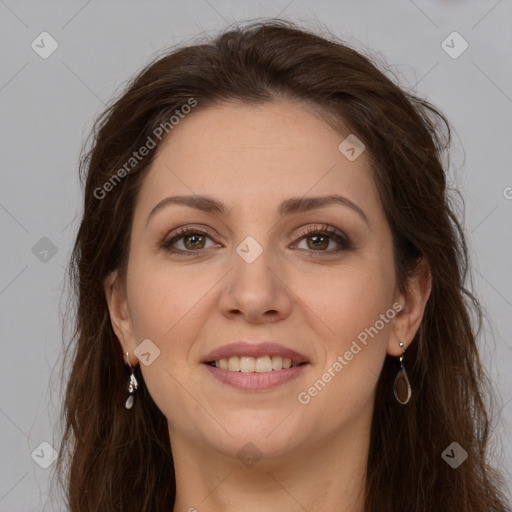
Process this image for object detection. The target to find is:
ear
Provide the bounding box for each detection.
[104,270,138,366]
[387,258,432,357]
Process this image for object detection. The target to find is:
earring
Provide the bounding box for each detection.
[393,342,411,405]
[124,351,139,410]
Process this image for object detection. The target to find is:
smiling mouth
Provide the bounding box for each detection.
[207,355,306,373]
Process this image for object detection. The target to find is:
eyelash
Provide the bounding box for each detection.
[160,224,352,257]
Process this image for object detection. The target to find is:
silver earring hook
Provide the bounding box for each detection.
[398,341,405,367]
[124,351,139,409]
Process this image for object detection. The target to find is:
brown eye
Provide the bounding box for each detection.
[294,225,352,253]
[182,233,206,250]
[306,234,330,251]
[161,227,220,255]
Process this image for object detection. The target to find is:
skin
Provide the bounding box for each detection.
[104,100,431,512]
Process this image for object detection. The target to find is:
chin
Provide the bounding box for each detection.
[208,410,308,460]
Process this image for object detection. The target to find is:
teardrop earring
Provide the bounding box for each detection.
[393,341,412,405]
[124,351,139,410]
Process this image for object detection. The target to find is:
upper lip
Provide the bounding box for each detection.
[202,341,310,365]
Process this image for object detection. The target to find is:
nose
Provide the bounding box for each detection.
[218,240,293,324]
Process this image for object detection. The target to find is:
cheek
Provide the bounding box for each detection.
[292,254,395,415]
[292,252,395,346]
[126,256,217,345]
[124,257,226,413]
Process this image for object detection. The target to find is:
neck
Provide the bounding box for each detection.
[170,421,370,512]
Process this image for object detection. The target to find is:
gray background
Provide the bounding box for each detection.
[1,1,511,510]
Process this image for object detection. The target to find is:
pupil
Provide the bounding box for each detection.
[310,235,327,250]
[186,234,203,249]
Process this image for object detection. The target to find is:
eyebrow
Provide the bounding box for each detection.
[146,194,369,227]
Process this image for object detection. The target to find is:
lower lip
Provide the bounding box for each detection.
[203,363,309,390]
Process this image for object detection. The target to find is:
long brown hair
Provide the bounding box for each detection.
[53,20,510,511]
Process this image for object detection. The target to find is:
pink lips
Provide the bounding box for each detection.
[202,341,310,391]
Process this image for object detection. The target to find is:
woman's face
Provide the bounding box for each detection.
[109,100,409,462]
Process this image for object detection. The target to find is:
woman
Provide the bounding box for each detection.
[54,20,510,511]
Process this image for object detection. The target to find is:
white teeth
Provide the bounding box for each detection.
[271,355,283,370]
[240,356,255,373]
[228,356,240,371]
[212,355,302,372]
[255,356,272,373]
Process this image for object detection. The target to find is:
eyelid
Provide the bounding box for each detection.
[163,224,220,243]
[292,224,352,250]
[294,223,343,238]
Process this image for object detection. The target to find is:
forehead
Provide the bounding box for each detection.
[135,100,380,220]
